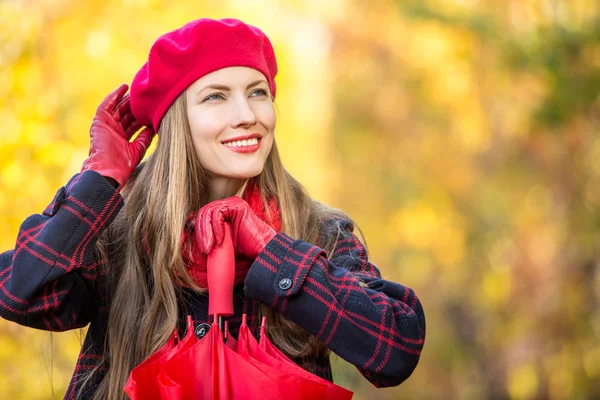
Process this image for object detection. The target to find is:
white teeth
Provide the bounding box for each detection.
[223,138,259,147]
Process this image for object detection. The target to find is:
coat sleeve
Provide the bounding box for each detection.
[0,170,124,331]
[244,217,426,388]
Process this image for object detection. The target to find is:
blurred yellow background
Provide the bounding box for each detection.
[1,0,600,399]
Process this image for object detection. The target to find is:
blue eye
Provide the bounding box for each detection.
[203,93,225,102]
[250,88,268,97]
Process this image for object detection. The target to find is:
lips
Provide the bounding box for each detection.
[221,133,262,153]
[221,133,262,145]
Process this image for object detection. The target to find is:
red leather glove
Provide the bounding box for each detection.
[195,196,277,260]
[81,84,155,188]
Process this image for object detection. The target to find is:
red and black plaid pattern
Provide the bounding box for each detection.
[0,171,425,399]
[244,219,426,388]
[0,172,123,332]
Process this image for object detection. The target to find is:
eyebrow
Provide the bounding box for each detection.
[195,79,268,96]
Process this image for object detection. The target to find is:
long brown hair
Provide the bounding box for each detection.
[85,93,353,399]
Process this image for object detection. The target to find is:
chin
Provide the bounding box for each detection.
[230,166,265,180]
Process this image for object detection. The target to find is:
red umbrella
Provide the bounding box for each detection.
[124,315,195,399]
[125,225,353,399]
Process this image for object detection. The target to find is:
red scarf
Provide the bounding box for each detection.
[181,182,281,288]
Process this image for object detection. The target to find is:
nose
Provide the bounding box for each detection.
[230,95,257,129]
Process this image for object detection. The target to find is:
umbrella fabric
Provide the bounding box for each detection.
[158,318,332,400]
[124,316,240,400]
[124,316,196,400]
[254,317,354,400]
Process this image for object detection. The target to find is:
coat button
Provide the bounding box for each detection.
[278,278,292,290]
[195,323,211,339]
[43,187,66,217]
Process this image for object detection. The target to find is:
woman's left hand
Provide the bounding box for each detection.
[195,197,277,259]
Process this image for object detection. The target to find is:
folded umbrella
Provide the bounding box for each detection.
[126,224,353,399]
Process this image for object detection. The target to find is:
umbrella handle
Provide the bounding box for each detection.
[207,223,235,317]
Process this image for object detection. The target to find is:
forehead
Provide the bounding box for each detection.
[188,67,268,90]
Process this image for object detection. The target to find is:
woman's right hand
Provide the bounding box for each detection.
[195,196,277,260]
[80,84,156,189]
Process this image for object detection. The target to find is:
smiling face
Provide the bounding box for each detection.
[185,66,276,199]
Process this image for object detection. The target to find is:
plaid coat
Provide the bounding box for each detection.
[0,170,425,399]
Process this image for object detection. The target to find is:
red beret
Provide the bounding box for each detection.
[130,18,278,131]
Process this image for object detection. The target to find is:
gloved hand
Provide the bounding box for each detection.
[81,84,155,188]
[195,196,277,260]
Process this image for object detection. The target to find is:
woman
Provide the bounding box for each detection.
[0,18,425,399]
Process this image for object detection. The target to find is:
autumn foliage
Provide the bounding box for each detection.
[1,1,599,399]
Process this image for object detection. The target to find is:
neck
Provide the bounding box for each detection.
[209,177,247,201]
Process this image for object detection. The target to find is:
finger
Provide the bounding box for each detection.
[196,224,212,254]
[115,94,132,120]
[121,113,138,136]
[214,214,225,248]
[200,215,216,254]
[230,209,242,245]
[194,211,208,252]
[125,120,143,140]
[98,84,128,112]
[216,205,235,247]
[132,127,156,162]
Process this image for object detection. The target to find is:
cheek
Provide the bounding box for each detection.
[267,112,276,132]
[188,112,221,144]
[256,104,276,132]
